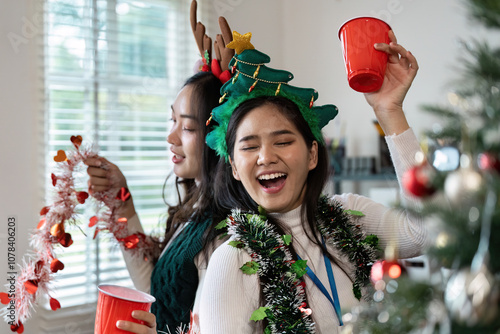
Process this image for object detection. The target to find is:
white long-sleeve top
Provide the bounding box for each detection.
[199,128,426,333]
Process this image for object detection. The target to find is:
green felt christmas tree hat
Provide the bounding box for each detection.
[206,31,339,160]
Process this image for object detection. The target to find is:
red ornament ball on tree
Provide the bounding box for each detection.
[478,153,500,173]
[402,165,436,197]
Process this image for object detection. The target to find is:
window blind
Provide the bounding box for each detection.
[38,0,213,332]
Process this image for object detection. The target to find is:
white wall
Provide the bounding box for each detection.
[213,0,285,65]
[0,0,44,332]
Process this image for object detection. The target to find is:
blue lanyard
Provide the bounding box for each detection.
[297,237,343,326]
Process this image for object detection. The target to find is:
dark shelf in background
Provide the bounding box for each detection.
[332,171,398,193]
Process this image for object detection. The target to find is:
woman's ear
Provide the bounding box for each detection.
[308,141,319,171]
[229,156,241,180]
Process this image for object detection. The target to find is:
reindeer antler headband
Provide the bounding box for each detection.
[206,32,339,160]
[190,0,234,83]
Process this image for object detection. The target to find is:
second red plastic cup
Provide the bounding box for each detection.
[94,284,156,334]
[338,17,391,93]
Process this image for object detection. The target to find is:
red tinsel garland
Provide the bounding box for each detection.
[1,136,155,333]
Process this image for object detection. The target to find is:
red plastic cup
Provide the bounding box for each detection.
[338,17,391,93]
[95,284,156,334]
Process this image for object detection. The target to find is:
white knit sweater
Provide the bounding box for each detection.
[199,128,426,333]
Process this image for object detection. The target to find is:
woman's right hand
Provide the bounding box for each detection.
[116,310,157,334]
[85,157,127,193]
[84,157,136,218]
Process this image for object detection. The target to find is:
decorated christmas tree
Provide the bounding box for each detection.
[343,1,500,333]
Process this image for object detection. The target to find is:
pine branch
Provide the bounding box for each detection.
[461,41,500,85]
[421,104,462,119]
[467,0,500,29]
[424,126,462,142]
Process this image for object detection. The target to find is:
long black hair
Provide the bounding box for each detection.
[159,71,224,253]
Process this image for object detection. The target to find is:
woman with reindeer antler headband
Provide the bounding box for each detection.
[198,28,426,333]
[85,1,235,332]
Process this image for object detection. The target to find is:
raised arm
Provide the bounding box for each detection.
[364,30,419,136]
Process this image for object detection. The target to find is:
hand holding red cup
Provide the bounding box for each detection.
[338,17,391,93]
[95,284,156,334]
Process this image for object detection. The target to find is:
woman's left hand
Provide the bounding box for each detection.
[364,30,419,135]
[116,310,157,334]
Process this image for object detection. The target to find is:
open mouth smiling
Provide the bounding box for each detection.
[257,172,287,188]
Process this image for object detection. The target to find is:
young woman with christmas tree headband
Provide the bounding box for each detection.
[85,2,234,333]
[198,29,427,333]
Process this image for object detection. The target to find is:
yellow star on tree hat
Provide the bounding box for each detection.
[226,31,255,54]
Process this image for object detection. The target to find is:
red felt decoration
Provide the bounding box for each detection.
[219,70,232,84]
[211,58,222,77]
[201,64,210,72]
[89,216,99,227]
[208,58,232,84]
[51,173,57,186]
[0,292,10,305]
[76,191,89,204]
[50,259,64,273]
[49,297,61,311]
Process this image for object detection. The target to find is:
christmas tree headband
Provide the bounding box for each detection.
[206,31,339,160]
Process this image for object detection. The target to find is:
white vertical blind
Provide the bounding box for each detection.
[38,0,213,332]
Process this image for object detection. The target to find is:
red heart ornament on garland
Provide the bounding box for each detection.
[53,150,67,162]
[0,292,10,305]
[40,206,50,216]
[70,135,82,148]
[76,191,89,204]
[50,259,64,273]
[10,322,24,333]
[35,260,44,276]
[51,173,58,186]
[58,233,73,247]
[49,297,61,311]
[24,280,38,295]
[89,216,99,227]
[37,219,46,229]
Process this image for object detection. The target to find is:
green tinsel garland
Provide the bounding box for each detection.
[222,195,380,333]
[315,196,380,300]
